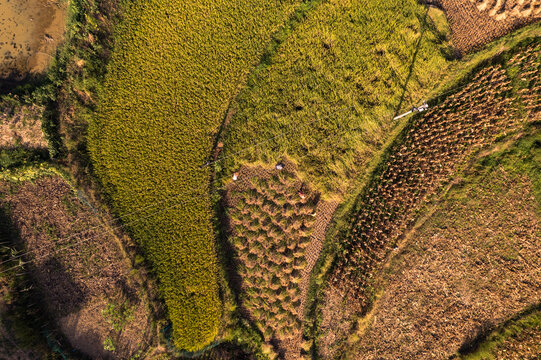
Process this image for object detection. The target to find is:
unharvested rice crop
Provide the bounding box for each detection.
[89,0,301,351]
[220,0,453,195]
[226,168,318,358]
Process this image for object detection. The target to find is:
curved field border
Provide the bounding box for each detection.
[306,33,540,357]
[457,304,541,359]
[89,0,304,352]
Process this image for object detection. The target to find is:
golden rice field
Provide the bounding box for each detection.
[88,0,302,351]
[220,0,454,195]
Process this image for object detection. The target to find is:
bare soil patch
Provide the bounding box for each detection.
[352,158,540,359]
[431,0,540,54]
[0,175,156,359]
[0,0,67,81]
[0,99,46,149]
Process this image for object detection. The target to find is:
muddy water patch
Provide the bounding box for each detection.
[0,0,67,81]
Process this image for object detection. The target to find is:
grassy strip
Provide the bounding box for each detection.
[457,306,540,359]
[218,0,454,196]
[0,147,49,171]
[47,0,126,167]
[89,0,304,351]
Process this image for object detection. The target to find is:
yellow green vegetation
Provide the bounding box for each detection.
[220,0,454,194]
[89,0,302,352]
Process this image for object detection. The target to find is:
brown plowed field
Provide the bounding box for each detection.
[318,40,540,358]
[431,0,540,54]
[0,175,157,359]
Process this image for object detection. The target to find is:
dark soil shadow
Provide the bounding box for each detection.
[0,204,86,359]
[37,257,88,318]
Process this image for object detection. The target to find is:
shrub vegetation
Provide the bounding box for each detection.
[89,0,302,351]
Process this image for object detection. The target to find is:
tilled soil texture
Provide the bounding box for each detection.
[318,40,540,358]
[0,175,154,359]
[431,0,540,54]
[0,99,47,149]
[225,161,337,360]
[0,0,67,82]
[352,146,540,359]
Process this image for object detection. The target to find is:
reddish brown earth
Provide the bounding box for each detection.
[0,175,158,359]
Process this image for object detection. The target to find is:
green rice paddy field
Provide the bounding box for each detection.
[219,0,453,195]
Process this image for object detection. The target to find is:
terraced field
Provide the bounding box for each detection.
[89,0,303,351]
[223,161,341,359]
[350,130,540,360]
[226,168,316,357]
[0,170,156,358]
[316,38,540,357]
[0,0,538,358]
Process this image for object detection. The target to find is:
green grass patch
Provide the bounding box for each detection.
[458,305,541,360]
[219,0,454,195]
[89,0,304,352]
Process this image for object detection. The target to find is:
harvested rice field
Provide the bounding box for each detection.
[0,170,160,359]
